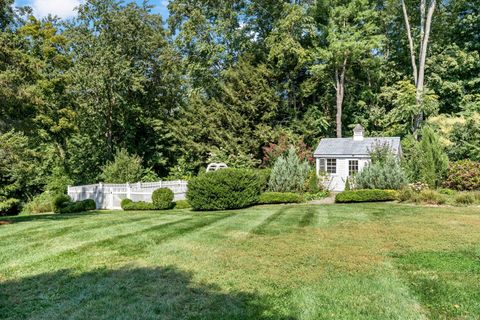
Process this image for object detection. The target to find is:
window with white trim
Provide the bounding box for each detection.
[348,160,359,176]
[326,158,336,174]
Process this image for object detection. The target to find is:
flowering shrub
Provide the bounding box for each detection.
[408,182,429,192]
[443,160,480,191]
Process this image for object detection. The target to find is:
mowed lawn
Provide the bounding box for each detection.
[1,204,480,320]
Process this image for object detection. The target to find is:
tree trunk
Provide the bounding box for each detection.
[335,58,347,138]
[401,0,436,139]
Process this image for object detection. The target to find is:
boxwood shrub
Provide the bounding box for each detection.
[173,200,191,209]
[335,189,397,203]
[152,188,174,209]
[258,192,304,204]
[187,169,263,210]
[60,199,96,214]
[122,201,156,211]
[52,194,71,213]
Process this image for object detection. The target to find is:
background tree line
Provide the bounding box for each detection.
[0,0,479,210]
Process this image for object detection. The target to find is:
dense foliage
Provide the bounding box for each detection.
[1,0,479,209]
[152,188,174,210]
[59,199,96,214]
[187,169,263,211]
[443,160,480,191]
[354,145,408,190]
[268,147,310,192]
[335,189,398,203]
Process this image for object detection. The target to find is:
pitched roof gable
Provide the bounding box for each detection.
[314,137,401,157]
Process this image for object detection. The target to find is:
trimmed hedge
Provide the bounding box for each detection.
[187,169,264,210]
[335,189,397,203]
[122,201,156,211]
[258,192,304,204]
[59,199,96,214]
[174,200,191,209]
[152,188,174,209]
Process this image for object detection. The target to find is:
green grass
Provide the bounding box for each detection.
[1,203,479,319]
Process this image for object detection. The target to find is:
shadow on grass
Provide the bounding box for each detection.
[0,266,296,320]
[0,211,116,224]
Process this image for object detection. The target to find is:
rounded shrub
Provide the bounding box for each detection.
[258,192,304,204]
[335,189,397,203]
[173,200,191,209]
[152,188,174,210]
[187,169,263,211]
[121,198,133,210]
[52,194,71,213]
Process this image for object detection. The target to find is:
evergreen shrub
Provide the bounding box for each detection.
[52,194,71,213]
[173,200,191,209]
[268,147,310,192]
[152,188,174,209]
[60,199,96,214]
[187,169,263,210]
[335,189,397,203]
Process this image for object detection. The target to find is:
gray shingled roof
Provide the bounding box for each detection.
[314,137,401,157]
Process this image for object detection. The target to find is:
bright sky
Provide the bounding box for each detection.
[14,0,169,19]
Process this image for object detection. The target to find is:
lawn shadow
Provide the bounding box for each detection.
[0,210,115,224]
[0,266,296,320]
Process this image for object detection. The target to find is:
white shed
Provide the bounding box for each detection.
[313,125,402,191]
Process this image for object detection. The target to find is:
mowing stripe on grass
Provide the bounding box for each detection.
[299,207,316,227]
[251,206,290,235]
[0,215,162,254]
[0,216,192,275]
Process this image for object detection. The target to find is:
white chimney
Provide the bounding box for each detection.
[353,124,364,141]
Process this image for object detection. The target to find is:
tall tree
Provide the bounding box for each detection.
[401,0,436,137]
[310,0,384,137]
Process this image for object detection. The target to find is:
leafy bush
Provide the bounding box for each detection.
[443,160,480,191]
[305,170,326,193]
[100,149,158,183]
[454,193,475,205]
[187,169,263,210]
[121,198,133,209]
[354,146,407,190]
[335,189,397,203]
[437,188,456,196]
[304,191,330,201]
[52,194,71,213]
[122,201,156,211]
[268,147,310,192]
[415,190,446,205]
[0,198,21,216]
[255,169,271,191]
[173,200,191,209]
[397,187,416,202]
[22,192,53,214]
[152,188,174,210]
[258,192,304,204]
[60,199,96,214]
